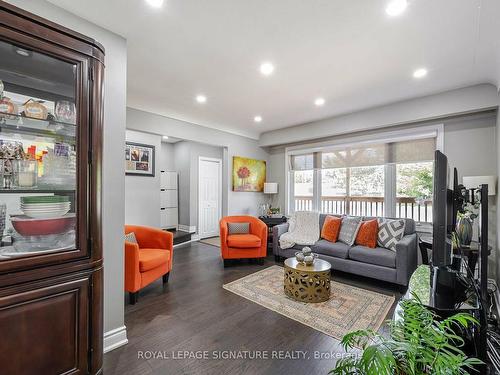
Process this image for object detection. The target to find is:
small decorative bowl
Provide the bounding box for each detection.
[304,253,318,266]
[295,251,305,262]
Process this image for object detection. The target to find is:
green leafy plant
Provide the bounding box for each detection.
[330,296,482,375]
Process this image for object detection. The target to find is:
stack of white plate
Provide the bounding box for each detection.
[21,201,71,219]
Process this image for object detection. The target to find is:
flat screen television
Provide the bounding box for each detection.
[432,150,456,267]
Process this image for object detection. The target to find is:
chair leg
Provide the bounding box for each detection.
[223,259,230,268]
[129,292,138,305]
[162,272,170,284]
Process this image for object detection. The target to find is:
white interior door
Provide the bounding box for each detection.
[199,157,222,239]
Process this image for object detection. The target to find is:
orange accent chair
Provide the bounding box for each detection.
[219,216,267,267]
[124,225,173,304]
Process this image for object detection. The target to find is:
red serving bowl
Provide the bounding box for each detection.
[10,214,76,236]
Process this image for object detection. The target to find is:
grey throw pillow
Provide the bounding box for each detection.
[338,216,362,246]
[125,232,138,244]
[228,222,250,234]
[377,219,406,251]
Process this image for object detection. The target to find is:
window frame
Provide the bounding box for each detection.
[285,124,444,219]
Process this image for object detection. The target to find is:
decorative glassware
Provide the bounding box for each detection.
[55,100,76,124]
[13,159,37,188]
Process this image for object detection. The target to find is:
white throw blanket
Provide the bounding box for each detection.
[279,211,320,249]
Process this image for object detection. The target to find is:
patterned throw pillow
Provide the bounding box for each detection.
[377,219,406,251]
[125,232,138,244]
[355,219,379,248]
[321,215,342,242]
[338,216,362,246]
[228,222,250,234]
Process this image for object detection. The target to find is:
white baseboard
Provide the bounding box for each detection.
[103,325,128,353]
[178,224,196,233]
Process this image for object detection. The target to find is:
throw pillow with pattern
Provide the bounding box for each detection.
[377,218,406,251]
[125,232,138,244]
[228,222,250,234]
[338,216,362,246]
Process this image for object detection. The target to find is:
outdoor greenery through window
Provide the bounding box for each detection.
[289,136,436,223]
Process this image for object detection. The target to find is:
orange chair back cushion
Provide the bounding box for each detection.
[355,219,379,248]
[321,216,342,242]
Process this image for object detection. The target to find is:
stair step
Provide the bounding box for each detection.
[166,229,192,245]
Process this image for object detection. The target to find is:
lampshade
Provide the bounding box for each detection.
[264,182,278,194]
[462,175,496,196]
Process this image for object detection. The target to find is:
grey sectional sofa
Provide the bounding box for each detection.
[273,214,418,287]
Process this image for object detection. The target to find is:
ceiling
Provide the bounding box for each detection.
[48,0,500,139]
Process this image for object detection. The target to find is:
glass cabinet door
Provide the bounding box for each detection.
[0,38,82,262]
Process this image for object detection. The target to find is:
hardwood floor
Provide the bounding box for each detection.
[104,242,402,375]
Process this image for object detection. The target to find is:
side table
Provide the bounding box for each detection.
[258,216,287,252]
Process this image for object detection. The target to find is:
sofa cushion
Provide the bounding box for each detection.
[355,219,378,248]
[312,240,350,259]
[321,215,342,242]
[348,245,396,268]
[227,222,250,234]
[139,249,170,272]
[338,216,362,246]
[227,234,261,248]
[377,218,406,251]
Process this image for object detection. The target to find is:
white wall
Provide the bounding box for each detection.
[160,142,175,171]
[6,0,128,345]
[127,107,269,219]
[125,130,161,227]
[260,84,499,147]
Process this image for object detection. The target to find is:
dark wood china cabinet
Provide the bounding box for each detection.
[0,3,103,374]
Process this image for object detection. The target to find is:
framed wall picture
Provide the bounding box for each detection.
[125,142,155,177]
[232,156,266,192]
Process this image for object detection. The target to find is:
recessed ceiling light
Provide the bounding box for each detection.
[145,0,164,8]
[314,98,326,106]
[196,95,207,103]
[413,68,428,78]
[385,0,407,16]
[259,62,275,76]
[162,135,169,140]
[254,116,263,123]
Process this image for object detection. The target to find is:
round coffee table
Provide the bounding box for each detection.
[283,258,332,303]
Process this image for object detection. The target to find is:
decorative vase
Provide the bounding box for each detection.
[456,217,473,247]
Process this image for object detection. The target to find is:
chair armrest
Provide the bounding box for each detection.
[273,223,289,255]
[395,233,418,286]
[126,225,173,250]
[124,241,141,292]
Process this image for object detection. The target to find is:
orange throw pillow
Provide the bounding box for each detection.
[355,219,379,248]
[321,216,342,242]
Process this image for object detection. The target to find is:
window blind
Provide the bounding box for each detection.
[290,137,435,170]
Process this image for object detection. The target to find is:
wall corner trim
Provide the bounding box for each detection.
[104,325,128,353]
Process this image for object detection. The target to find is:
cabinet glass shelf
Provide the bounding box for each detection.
[0,112,76,140]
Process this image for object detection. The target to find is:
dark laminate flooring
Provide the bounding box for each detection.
[103,242,402,375]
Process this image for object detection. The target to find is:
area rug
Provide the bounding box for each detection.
[200,236,220,247]
[223,265,395,340]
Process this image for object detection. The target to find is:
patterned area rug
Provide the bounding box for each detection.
[223,265,395,340]
[200,237,220,247]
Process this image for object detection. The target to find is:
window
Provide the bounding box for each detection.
[396,162,433,222]
[288,135,436,222]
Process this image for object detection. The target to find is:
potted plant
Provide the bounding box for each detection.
[330,296,482,374]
